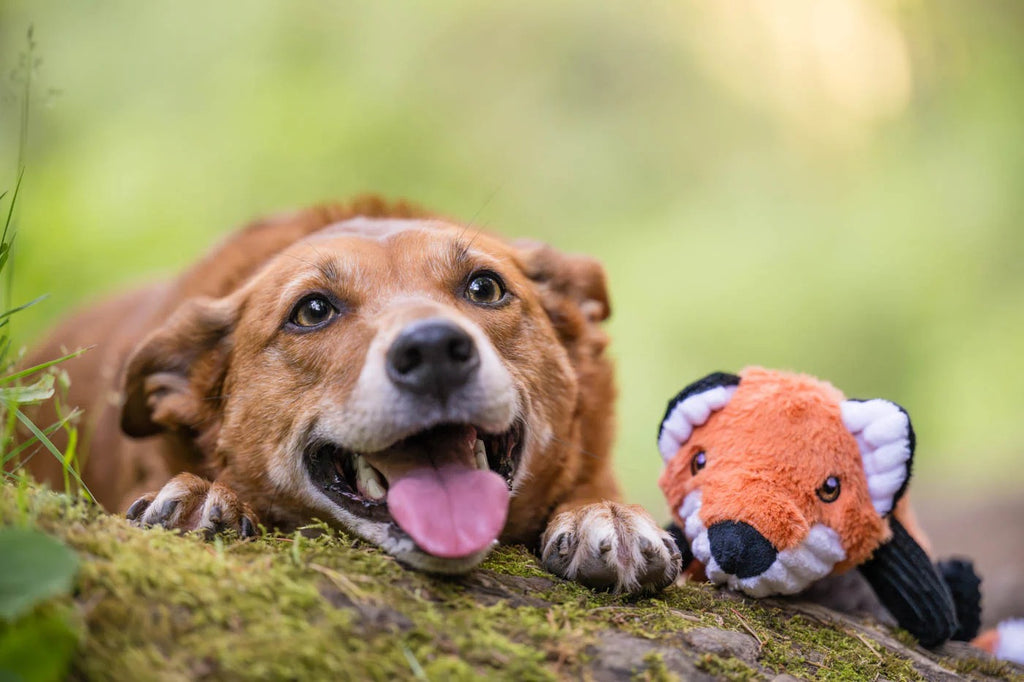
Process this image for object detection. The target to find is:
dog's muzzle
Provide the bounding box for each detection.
[302,314,524,569]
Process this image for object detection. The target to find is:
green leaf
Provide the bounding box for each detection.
[0,605,78,682]
[0,528,79,621]
[0,374,53,406]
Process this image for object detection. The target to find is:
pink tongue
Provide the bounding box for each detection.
[387,464,510,559]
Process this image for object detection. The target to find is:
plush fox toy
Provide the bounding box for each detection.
[657,367,981,649]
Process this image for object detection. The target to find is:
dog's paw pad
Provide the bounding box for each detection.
[541,502,682,595]
[127,473,258,539]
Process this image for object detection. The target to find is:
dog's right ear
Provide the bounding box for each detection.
[120,296,239,438]
[514,240,611,337]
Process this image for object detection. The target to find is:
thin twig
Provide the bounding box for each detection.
[308,562,372,604]
[729,607,764,652]
[855,632,884,661]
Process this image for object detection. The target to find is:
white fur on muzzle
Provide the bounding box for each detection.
[679,490,847,598]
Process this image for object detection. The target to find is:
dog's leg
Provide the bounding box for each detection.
[126,472,258,539]
[540,500,682,595]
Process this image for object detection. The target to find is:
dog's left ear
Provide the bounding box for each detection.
[840,399,915,516]
[514,240,610,333]
[120,296,239,440]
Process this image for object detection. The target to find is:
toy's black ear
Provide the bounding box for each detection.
[658,372,740,463]
[840,399,915,516]
[858,518,958,648]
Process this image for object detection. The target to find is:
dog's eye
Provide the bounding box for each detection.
[690,450,707,476]
[465,272,506,306]
[289,295,338,328]
[817,476,841,503]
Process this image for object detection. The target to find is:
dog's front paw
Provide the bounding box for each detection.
[126,473,258,538]
[540,501,681,595]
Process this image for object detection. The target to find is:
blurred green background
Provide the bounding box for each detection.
[1,1,1022,518]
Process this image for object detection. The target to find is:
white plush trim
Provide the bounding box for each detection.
[996,619,1024,664]
[658,386,737,462]
[680,489,846,597]
[840,399,911,516]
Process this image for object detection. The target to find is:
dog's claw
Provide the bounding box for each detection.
[154,499,180,526]
[125,496,152,521]
[541,502,682,595]
[127,473,258,540]
[556,533,571,556]
[639,535,654,556]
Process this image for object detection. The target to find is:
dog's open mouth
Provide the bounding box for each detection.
[305,422,524,559]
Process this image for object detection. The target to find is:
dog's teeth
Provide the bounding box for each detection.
[363,477,386,500]
[353,454,386,501]
[474,439,488,470]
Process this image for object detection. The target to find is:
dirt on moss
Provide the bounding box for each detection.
[1,484,1021,682]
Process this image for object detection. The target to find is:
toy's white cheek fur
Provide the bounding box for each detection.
[678,489,847,598]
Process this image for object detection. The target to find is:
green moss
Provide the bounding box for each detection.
[694,653,758,681]
[478,545,551,579]
[946,654,1021,681]
[635,651,673,682]
[1,484,1013,681]
[756,614,920,681]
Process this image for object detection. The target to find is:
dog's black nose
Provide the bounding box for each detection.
[708,520,778,578]
[386,319,480,397]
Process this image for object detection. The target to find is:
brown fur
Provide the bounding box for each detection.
[22,198,619,549]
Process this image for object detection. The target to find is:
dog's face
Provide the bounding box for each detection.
[121,217,609,573]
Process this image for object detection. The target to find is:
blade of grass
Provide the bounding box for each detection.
[54,391,80,497]
[0,347,90,384]
[2,408,80,467]
[1,170,22,246]
[0,293,48,321]
[14,408,92,501]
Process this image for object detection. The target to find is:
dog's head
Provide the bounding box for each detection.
[658,367,915,597]
[120,215,610,573]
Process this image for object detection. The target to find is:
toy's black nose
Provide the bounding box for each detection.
[708,520,778,578]
[386,319,480,398]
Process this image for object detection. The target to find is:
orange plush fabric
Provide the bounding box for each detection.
[659,367,892,574]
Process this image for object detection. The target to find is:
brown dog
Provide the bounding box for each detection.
[25,197,680,592]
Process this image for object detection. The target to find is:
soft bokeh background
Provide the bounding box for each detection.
[1,1,1021,618]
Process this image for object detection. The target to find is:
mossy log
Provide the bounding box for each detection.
[1,485,1021,682]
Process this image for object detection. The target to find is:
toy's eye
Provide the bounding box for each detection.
[289,294,338,329]
[817,476,841,503]
[690,450,707,476]
[465,272,506,306]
